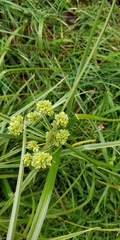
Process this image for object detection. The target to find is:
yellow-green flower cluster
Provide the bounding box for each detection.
[54,112,69,127]
[36,100,54,116]
[31,152,52,169]
[8,100,70,170]
[55,129,70,146]
[27,111,40,124]
[27,141,39,152]
[45,111,69,147]
[24,141,52,169]
[46,129,69,147]
[23,152,33,166]
[26,100,54,124]
[8,115,23,136]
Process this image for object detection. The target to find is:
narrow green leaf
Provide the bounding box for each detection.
[0,21,27,66]
[95,186,109,213]
[6,120,26,240]
[48,227,100,240]
[0,168,38,216]
[63,0,116,114]
[76,113,120,122]
[65,143,113,168]
[27,148,61,240]
[48,169,95,217]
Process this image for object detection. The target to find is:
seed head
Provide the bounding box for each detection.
[36,100,54,116]
[31,151,52,169]
[27,111,40,124]
[24,152,33,166]
[8,115,23,136]
[27,141,39,152]
[55,112,69,127]
[55,129,70,146]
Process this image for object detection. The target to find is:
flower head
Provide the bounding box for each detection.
[27,141,39,152]
[54,129,70,147]
[36,100,54,116]
[54,112,69,127]
[27,111,40,124]
[24,152,33,166]
[11,115,23,124]
[31,151,52,169]
[46,129,69,147]
[8,115,23,136]
[46,130,56,147]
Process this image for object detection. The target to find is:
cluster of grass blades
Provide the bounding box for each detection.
[1,0,120,239]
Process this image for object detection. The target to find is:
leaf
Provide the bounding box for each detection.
[76,113,120,122]
[27,148,61,240]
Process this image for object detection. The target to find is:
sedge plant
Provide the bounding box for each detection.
[1,0,120,239]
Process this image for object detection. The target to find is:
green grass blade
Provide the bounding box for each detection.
[0,168,38,216]
[0,21,27,66]
[27,148,61,240]
[75,0,106,79]
[65,143,113,168]
[76,113,120,122]
[48,227,101,240]
[6,120,26,240]
[48,226,120,240]
[70,140,120,151]
[95,186,109,213]
[48,169,95,217]
[63,0,116,114]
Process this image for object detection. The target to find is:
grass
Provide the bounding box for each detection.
[1,0,120,239]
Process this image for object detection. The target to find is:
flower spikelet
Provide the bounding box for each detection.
[54,129,70,147]
[24,152,33,166]
[27,141,39,152]
[46,130,56,146]
[27,111,40,124]
[8,115,23,136]
[31,151,52,169]
[11,115,23,124]
[55,112,69,127]
[36,100,54,116]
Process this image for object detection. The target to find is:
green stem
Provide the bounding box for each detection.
[1,141,13,199]
[6,120,26,240]
[27,148,61,240]
[2,179,13,199]
[43,121,58,150]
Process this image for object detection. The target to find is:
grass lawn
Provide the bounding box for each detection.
[1,0,120,239]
